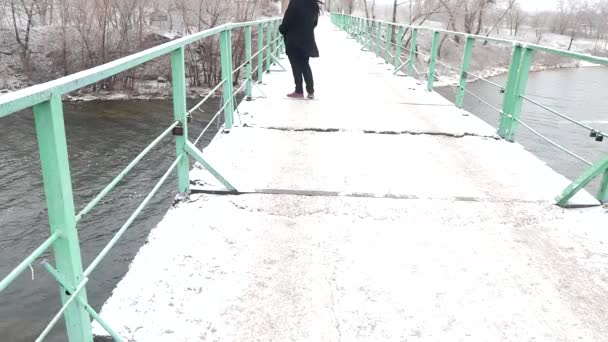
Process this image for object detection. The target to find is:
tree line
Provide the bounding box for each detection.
[330,0,608,55]
[0,0,278,91]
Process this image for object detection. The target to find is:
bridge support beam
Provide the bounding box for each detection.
[499,45,534,142]
[408,28,418,76]
[456,36,474,109]
[33,94,93,342]
[427,31,440,91]
[171,47,191,194]
[220,28,235,130]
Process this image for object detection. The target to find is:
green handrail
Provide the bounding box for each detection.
[332,13,608,207]
[0,16,283,342]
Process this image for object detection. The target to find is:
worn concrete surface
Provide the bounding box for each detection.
[94,17,608,341]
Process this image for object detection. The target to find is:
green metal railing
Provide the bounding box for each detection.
[0,17,283,342]
[332,13,608,207]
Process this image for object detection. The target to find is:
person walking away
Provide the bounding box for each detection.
[279,0,321,99]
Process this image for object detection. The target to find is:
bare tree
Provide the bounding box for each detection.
[9,0,39,75]
[485,0,516,37]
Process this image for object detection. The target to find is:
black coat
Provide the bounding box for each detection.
[278,0,319,58]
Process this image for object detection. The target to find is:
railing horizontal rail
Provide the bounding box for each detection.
[42,261,123,341]
[521,95,607,136]
[84,154,184,277]
[187,80,226,115]
[464,88,503,114]
[0,18,281,118]
[36,277,90,342]
[0,231,61,293]
[75,121,179,222]
[513,117,593,166]
[465,71,505,90]
[351,15,608,66]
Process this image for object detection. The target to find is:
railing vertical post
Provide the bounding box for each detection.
[257,23,264,83]
[33,94,93,342]
[427,31,440,91]
[456,36,474,109]
[274,21,280,58]
[170,47,190,193]
[499,45,533,141]
[376,22,382,57]
[394,26,404,68]
[245,25,253,100]
[220,28,235,129]
[265,22,272,72]
[599,171,608,203]
[385,23,392,63]
[408,28,418,76]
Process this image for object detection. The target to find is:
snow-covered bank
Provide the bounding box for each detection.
[433,60,603,88]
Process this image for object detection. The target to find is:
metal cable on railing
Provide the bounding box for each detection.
[415,51,430,59]
[187,81,225,116]
[83,154,185,278]
[521,94,607,138]
[464,71,505,90]
[75,121,180,222]
[464,89,503,114]
[192,80,247,146]
[512,117,593,166]
[434,59,460,72]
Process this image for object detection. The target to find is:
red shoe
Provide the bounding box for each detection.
[287,92,304,99]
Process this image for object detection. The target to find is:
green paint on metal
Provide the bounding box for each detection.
[376,22,382,57]
[427,31,440,91]
[84,155,184,278]
[171,47,191,194]
[245,26,253,99]
[599,170,608,204]
[185,141,237,191]
[76,121,179,222]
[394,26,404,68]
[385,24,392,63]
[220,29,235,129]
[499,44,523,138]
[33,93,93,342]
[265,23,272,72]
[257,23,264,83]
[408,28,418,76]
[43,262,124,342]
[36,277,90,342]
[269,52,286,71]
[456,36,474,109]
[556,157,608,207]
[0,231,61,293]
[500,46,534,141]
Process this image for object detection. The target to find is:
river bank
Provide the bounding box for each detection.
[432,59,604,88]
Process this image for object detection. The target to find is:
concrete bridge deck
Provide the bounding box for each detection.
[94,18,608,341]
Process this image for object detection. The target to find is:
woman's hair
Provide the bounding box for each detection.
[307,0,323,17]
[291,0,323,17]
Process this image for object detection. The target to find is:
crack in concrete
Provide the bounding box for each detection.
[326,275,343,342]
[362,130,500,140]
[242,125,499,140]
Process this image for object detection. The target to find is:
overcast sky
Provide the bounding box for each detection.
[518,0,558,12]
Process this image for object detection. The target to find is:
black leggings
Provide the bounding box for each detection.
[288,53,314,94]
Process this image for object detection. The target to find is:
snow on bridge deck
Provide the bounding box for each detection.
[94,17,608,341]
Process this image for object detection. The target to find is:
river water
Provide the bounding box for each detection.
[437,66,608,194]
[1,67,607,342]
[0,98,224,342]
